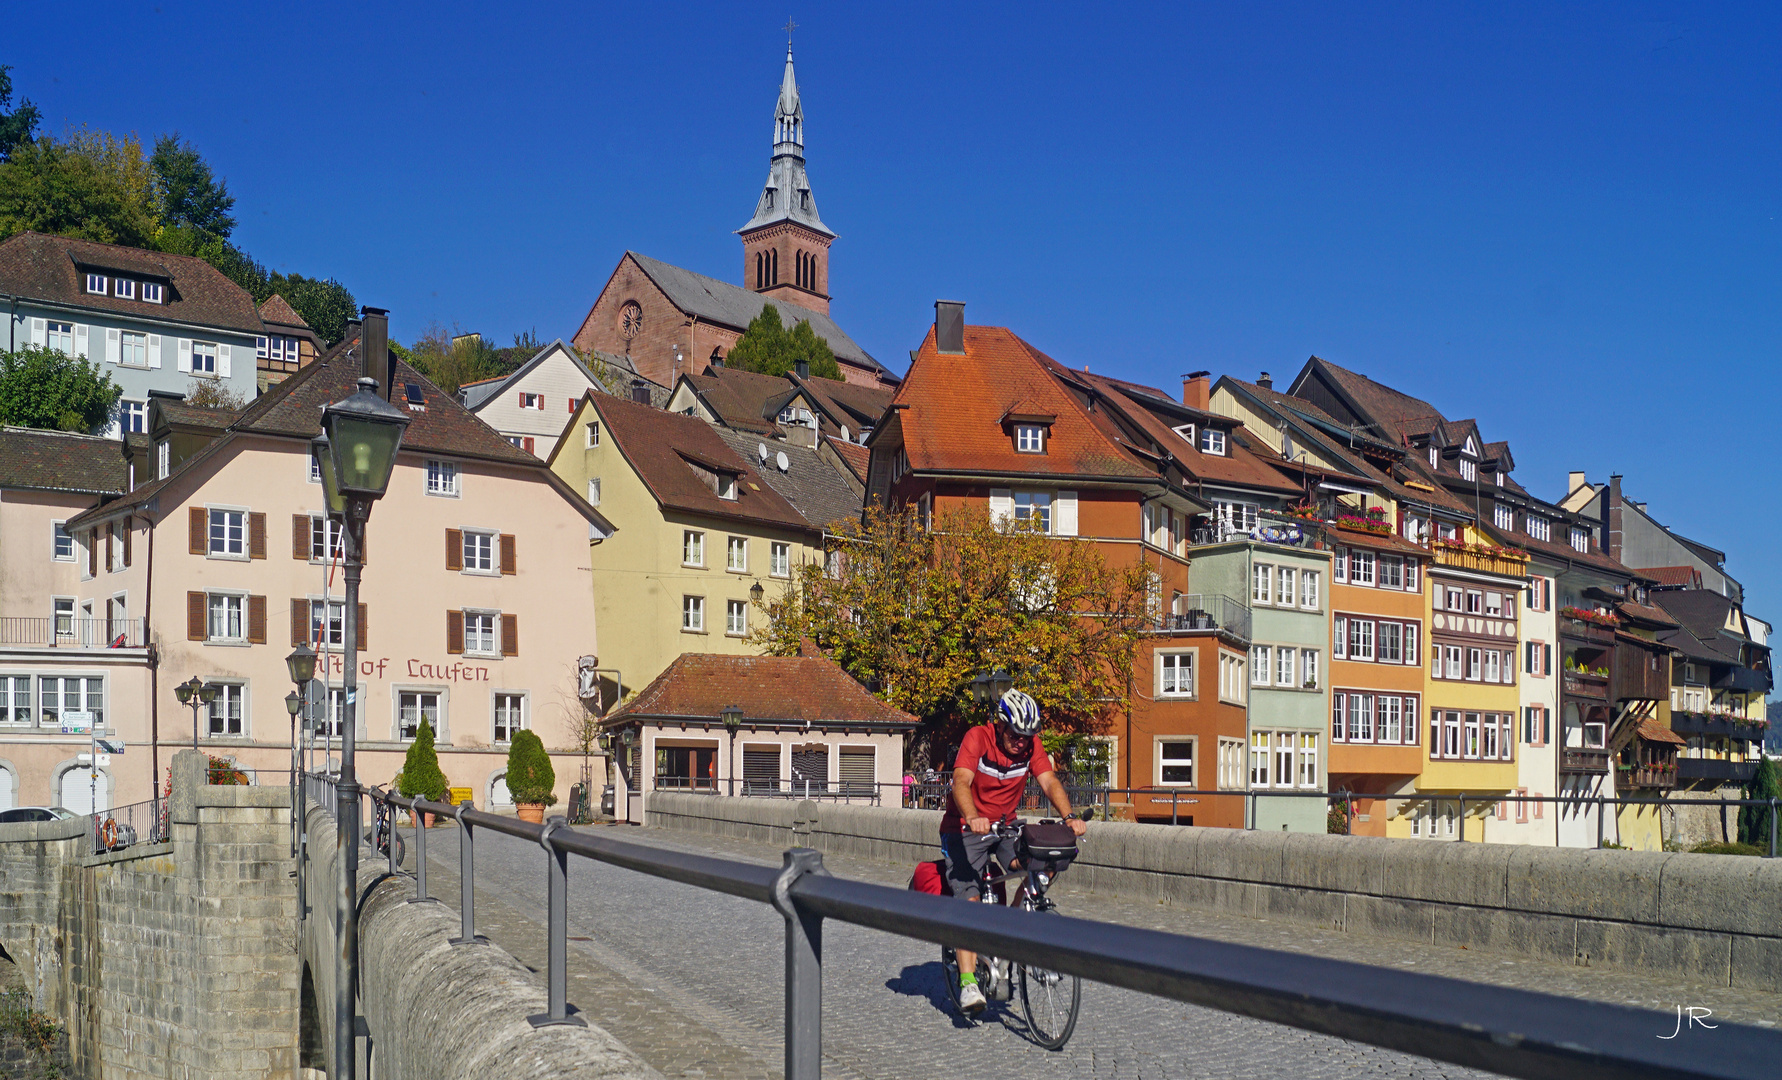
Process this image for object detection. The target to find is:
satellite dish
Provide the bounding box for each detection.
[776,451,790,473]
[757,442,769,462]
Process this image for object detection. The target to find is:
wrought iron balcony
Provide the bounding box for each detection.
[1160,593,1251,644]
[0,617,147,649]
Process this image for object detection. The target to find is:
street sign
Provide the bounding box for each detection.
[96,738,125,755]
[75,752,93,763]
[61,711,93,734]
[96,754,111,769]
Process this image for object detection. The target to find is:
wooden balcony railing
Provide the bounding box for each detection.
[1626,763,1677,789]
[1431,544,1530,579]
[1560,748,1610,774]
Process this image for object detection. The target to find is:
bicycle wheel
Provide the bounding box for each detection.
[1018,908,1080,1049]
[941,946,963,1012]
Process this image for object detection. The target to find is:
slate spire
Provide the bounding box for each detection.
[739,46,834,238]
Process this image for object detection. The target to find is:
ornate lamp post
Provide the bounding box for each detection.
[173,675,219,752]
[967,668,1014,706]
[312,375,409,1080]
[722,705,744,795]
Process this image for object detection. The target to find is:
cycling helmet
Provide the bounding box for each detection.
[996,689,1042,736]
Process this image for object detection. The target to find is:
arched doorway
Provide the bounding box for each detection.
[58,765,110,815]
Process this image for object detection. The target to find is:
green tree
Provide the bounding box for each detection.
[752,506,1155,764]
[0,65,41,161]
[0,128,158,246]
[725,304,842,380]
[405,323,499,394]
[0,345,122,432]
[505,730,558,806]
[270,272,357,346]
[1737,753,1780,847]
[399,720,449,802]
[149,133,236,237]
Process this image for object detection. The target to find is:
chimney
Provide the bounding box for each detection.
[360,307,391,399]
[1606,474,1624,561]
[630,379,651,404]
[1182,371,1210,411]
[1568,470,1586,493]
[795,358,810,380]
[934,301,965,355]
[1257,371,1272,391]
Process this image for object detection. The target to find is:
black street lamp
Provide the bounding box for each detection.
[722,706,744,795]
[312,371,409,1080]
[173,675,219,751]
[749,580,765,604]
[967,668,1014,706]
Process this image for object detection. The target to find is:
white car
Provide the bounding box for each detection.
[0,806,79,823]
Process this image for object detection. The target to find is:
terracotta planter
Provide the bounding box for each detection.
[409,810,436,828]
[516,803,546,824]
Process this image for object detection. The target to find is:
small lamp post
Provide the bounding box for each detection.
[313,372,410,1080]
[722,706,744,795]
[174,676,218,752]
[967,668,1014,706]
[749,581,765,605]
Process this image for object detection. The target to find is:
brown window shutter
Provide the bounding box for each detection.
[189,506,206,554]
[501,613,518,657]
[293,515,309,559]
[446,610,464,654]
[248,512,267,559]
[89,531,98,576]
[187,591,206,641]
[291,600,308,647]
[499,534,516,576]
[356,603,368,649]
[446,529,462,572]
[247,596,267,644]
[123,523,132,567]
[106,528,114,570]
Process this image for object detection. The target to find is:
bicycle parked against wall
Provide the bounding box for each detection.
[931,815,1089,1049]
[368,788,406,866]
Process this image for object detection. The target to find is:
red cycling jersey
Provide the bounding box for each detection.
[939,723,1054,834]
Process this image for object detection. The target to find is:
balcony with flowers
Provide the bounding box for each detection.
[1430,538,1530,578]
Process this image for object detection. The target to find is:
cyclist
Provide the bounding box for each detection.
[941,688,1087,1014]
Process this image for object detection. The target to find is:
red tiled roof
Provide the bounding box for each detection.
[256,293,310,330]
[0,427,127,494]
[0,232,262,334]
[1635,566,1703,588]
[825,436,869,483]
[592,392,815,533]
[1637,719,1686,746]
[607,650,918,729]
[892,326,1153,480]
[1616,599,1681,628]
[681,367,787,434]
[1080,375,1302,496]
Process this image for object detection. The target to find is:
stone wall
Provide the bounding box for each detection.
[647,792,1782,992]
[298,803,658,1080]
[0,751,299,1080]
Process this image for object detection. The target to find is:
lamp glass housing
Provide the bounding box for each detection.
[311,435,347,517]
[285,691,303,717]
[286,644,318,685]
[175,681,194,704]
[199,682,220,705]
[749,581,765,604]
[721,706,744,731]
[321,380,410,499]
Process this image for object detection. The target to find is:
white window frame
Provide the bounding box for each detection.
[1157,650,1194,698]
[1251,645,1271,686]
[1298,732,1319,788]
[463,610,499,656]
[311,600,346,648]
[1494,503,1513,529]
[682,595,705,632]
[120,399,148,433]
[206,682,246,738]
[1219,652,1246,705]
[141,282,163,304]
[1527,516,1550,542]
[85,273,108,295]
[52,521,75,561]
[770,541,791,578]
[1349,618,1374,661]
[1012,491,1051,533]
[1156,737,1196,787]
[1015,424,1045,453]
[1350,549,1375,586]
[426,459,460,497]
[397,690,443,742]
[493,692,526,744]
[310,515,344,562]
[1275,646,1295,687]
[1252,564,1272,604]
[45,321,74,355]
[1378,556,1402,590]
[1275,566,1296,607]
[113,278,135,300]
[1301,649,1319,689]
[462,529,496,574]
[1301,569,1320,610]
[726,599,748,636]
[586,478,601,506]
[1199,428,1226,456]
[1570,527,1589,553]
[585,421,601,448]
[1218,737,1244,790]
[207,507,247,559]
[1378,620,1402,664]
[1459,458,1476,481]
[206,592,246,643]
[683,530,705,567]
[727,536,748,573]
[717,474,738,501]
[191,341,218,376]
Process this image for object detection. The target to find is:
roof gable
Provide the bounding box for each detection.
[608,649,917,729]
[0,232,263,334]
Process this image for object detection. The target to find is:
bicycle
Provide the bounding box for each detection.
[368,789,406,867]
[940,813,1089,1050]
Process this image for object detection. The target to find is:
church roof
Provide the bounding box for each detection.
[626,252,889,379]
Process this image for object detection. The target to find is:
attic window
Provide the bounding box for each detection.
[1459,459,1476,482]
[684,456,741,501]
[1428,447,1438,468]
[718,475,738,500]
[1015,424,1045,453]
[404,384,426,412]
[113,278,136,300]
[1199,428,1226,456]
[86,273,107,295]
[1570,527,1590,553]
[1494,470,1503,487]
[1173,424,1196,444]
[141,282,163,304]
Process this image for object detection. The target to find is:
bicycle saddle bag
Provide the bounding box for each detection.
[1019,822,1078,871]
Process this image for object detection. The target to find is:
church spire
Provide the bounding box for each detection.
[775,45,802,148]
[739,45,833,239]
[739,43,836,315]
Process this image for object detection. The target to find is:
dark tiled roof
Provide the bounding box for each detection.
[152,399,240,432]
[1652,590,1747,644]
[793,373,895,431]
[681,366,793,435]
[627,253,892,379]
[607,648,918,729]
[257,294,310,330]
[0,232,262,334]
[1616,599,1680,629]
[1300,356,1447,439]
[1080,376,1303,497]
[714,428,861,529]
[0,428,127,494]
[593,392,815,533]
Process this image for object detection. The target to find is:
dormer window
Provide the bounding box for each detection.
[1015,424,1045,453]
[114,278,135,300]
[718,475,738,500]
[1459,459,1476,481]
[141,282,163,304]
[1174,423,1196,445]
[1428,447,1438,468]
[764,189,774,209]
[1494,470,1503,487]
[1199,428,1226,456]
[1570,526,1589,553]
[86,273,108,295]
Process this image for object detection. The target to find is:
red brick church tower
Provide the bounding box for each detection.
[738,46,836,316]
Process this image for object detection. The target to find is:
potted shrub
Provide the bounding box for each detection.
[398,719,449,826]
[506,730,557,824]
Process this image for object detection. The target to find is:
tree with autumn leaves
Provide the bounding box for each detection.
[751,506,1158,773]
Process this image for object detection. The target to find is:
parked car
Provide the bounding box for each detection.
[0,806,79,823]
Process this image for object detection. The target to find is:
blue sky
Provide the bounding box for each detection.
[11,2,1780,634]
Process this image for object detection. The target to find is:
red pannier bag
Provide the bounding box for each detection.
[910,858,950,896]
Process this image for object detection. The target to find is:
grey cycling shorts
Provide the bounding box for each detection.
[941,830,1018,901]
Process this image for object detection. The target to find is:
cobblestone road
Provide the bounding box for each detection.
[409,822,1778,1079]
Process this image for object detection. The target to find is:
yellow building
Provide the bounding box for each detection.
[546,391,828,705]
[1409,527,1528,840]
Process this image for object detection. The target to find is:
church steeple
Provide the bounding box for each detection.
[740,45,835,314]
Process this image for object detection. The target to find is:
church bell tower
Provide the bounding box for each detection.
[738,45,836,315]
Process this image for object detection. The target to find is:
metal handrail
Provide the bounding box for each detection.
[298,775,1782,1080]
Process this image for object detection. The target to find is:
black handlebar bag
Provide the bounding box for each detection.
[1018,821,1078,872]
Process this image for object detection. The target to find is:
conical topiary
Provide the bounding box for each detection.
[399,719,449,802]
[506,729,557,806]
[1738,753,1779,847]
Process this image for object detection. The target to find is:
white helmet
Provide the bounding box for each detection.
[996,689,1042,737]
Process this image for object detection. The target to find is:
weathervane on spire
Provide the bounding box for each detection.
[783,17,798,44]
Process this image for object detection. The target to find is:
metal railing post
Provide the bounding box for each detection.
[1171,790,1179,827]
[1456,795,1465,842]
[1345,792,1353,836]
[772,848,828,1080]
[1248,791,1256,830]
[528,817,584,1027]
[1769,798,1778,860]
[449,801,486,946]
[384,790,398,875]
[409,799,437,904]
[1597,794,1606,849]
